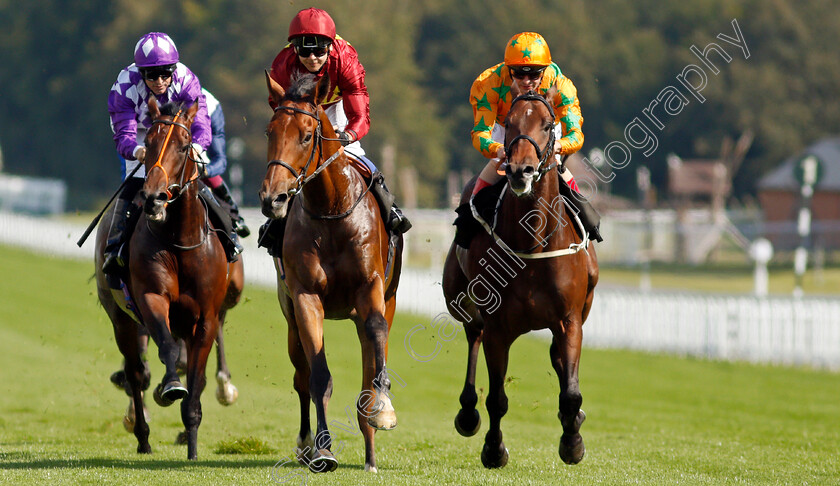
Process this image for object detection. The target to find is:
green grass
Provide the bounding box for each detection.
[0,244,838,484]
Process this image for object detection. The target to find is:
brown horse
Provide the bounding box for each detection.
[95,99,244,460]
[259,72,402,473]
[442,86,599,468]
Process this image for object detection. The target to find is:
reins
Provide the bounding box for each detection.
[145,107,209,251]
[473,93,590,259]
[148,109,201,202]
[504,93,558,181]
[266,102,369,220]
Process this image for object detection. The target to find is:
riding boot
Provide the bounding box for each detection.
[453,185,497,249]
[257,216,287,259]
[370,172,412,234]
[198,185,244,261]
[211,181,250,238]
[558,174,604,243]
[103,198,131,275]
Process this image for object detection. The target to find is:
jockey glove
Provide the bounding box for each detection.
[336,130,354,147]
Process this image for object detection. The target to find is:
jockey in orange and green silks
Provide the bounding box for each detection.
[465,32,602,243]
[470,32,583,192]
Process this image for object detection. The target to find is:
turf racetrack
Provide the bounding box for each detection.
[0,244,838,485]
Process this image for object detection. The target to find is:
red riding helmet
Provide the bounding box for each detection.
[288,8,336,42]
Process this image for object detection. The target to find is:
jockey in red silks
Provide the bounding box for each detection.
[267,7,411,235]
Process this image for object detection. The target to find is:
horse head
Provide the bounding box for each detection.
[503,86,558,196]
[259,71,332,219]
[141,98,199,222]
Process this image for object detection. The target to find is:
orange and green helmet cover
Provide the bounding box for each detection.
[504,32,551,68]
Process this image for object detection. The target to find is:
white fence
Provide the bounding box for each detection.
[2,209,839,370]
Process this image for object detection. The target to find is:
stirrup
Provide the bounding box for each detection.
[102,245,126,274]
[233,219,251,238]
[389,209,412,234]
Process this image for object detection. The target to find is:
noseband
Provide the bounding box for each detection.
[504,93,558,177]
[148,111,199,202]
[266,103,343,197]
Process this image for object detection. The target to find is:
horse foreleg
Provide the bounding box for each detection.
[294,296,337,473]
[112,318,151,453]
[455,321,483,437]
[550,324,586,465]
[214,311,238,406]
[285,306,314,465]
[138,293,187,405]
[181,321,215,460]
[480,331,511,469]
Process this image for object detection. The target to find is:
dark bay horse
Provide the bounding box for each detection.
[442,87,599,468]
[95,99,244,460]
[259,72,402,473]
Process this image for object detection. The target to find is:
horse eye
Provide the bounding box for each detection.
[180,144,190,154]
[303,133,312,144]
[264,128,270,139]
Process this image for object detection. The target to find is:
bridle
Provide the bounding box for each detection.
[266,101,375,220]
[147,109,201,202]
[504,92,558,180]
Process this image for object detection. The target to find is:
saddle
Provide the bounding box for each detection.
[259,156,390,260]
[106,184,239,291]
[453,175,591,250]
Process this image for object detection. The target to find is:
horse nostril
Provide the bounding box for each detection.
[505,165,513,175]
[271,193,288,210]
[523,166,535,175]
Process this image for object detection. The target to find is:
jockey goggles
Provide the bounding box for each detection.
[509,66,546,80]
[293,35,331,57]
[141,65,175,81]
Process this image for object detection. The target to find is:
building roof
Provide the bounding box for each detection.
[757,137,840,191]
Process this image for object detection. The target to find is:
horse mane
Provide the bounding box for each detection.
[286,72,319,102]
[157,101,184,118]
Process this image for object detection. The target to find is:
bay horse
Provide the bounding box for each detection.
[442,86,599,468]
[94,98,244,460]
[259,72,402,473]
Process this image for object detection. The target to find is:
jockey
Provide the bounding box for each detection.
[267,7,411,234]
[202,88,250,238]
[104,32,243,275]
[460,31,603,248]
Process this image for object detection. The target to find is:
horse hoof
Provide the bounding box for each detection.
[174,430,188,445]
[559,434,586,465]
[295,431,315,465]
[364,464,378,473]
[308,449,338,473]
[367,391,397,430]
[137,443,152,454]
[153,381,187,407]
[153,383,173,407]
[161,381,188,402]
[481,443,509,469]
[215,372,238,406]
[454,409,481,437]
[123,399,150,433]
[110,370,127,391]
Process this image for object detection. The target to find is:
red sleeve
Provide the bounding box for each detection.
[268,48,297,109]
[332,40,370,140]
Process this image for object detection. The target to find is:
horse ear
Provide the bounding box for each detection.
[148,96,161,119]
[184,100,199,125]
[313,74,330,106]
[266,70,285,106]
[509,80,523,99]
[544,85,558,102]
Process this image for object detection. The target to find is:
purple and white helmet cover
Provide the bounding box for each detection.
[133,32,179,68]
[108,62,211,178]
